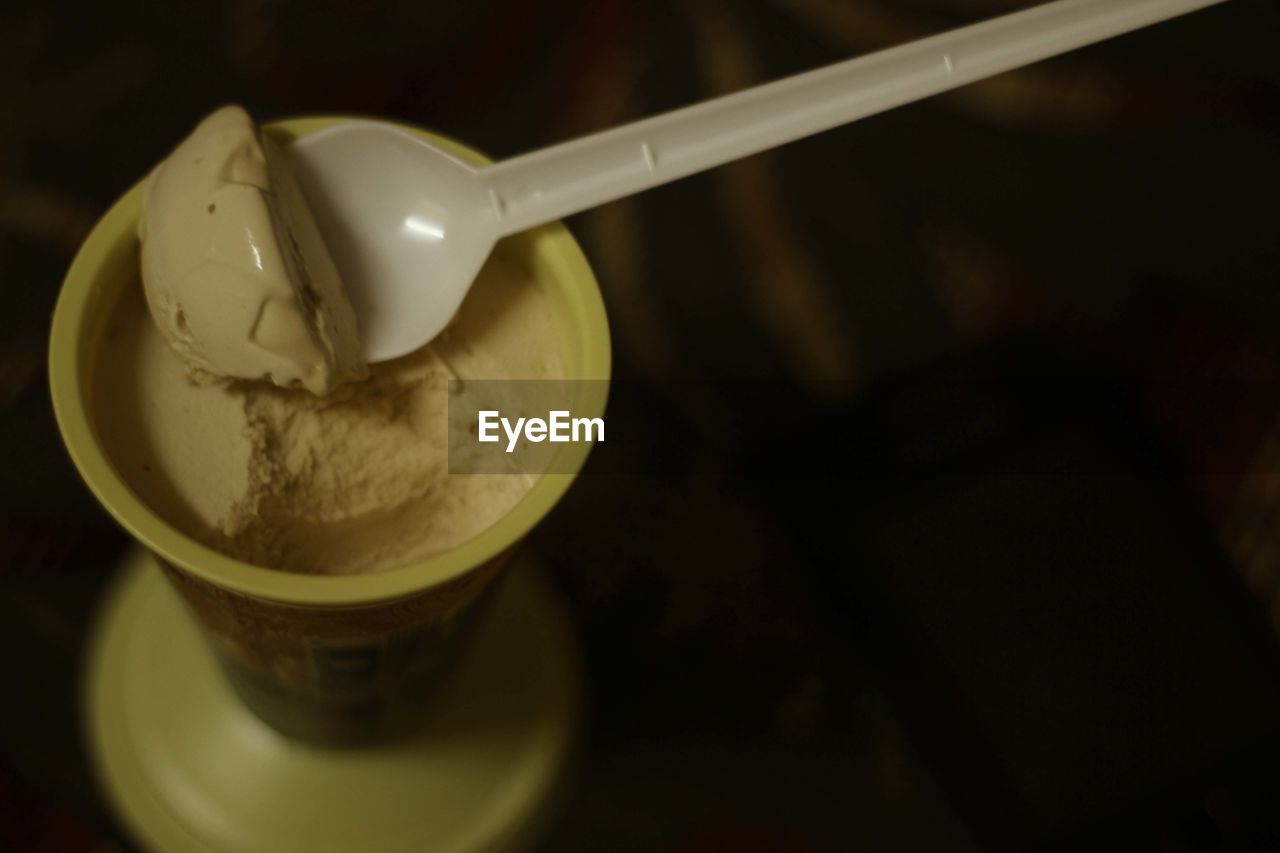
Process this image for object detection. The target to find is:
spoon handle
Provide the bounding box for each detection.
[479,0,1227,236]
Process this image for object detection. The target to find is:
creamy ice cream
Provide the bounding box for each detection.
[94,254,564,575]
[138,106,366,395]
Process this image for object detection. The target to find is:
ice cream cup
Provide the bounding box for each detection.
[50,117,610,744]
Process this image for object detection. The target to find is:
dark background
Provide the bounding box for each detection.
[3,0,1280,850]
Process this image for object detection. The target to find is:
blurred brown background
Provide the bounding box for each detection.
[3,0,1280,850]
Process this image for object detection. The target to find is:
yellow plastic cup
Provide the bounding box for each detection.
[50,117,610,744]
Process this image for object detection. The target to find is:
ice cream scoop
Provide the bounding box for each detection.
[138,105,367,394]
[289,0,1226,364]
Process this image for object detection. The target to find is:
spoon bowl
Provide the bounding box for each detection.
[292,123,498,362]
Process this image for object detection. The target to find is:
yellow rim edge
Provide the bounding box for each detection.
[50,116,611,607]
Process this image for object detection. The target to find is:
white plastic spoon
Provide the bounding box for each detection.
[290,0,1228,363]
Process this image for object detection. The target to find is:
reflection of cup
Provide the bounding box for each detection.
[50,118,610,745]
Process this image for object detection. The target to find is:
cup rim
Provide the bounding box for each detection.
[49,115,611,607]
